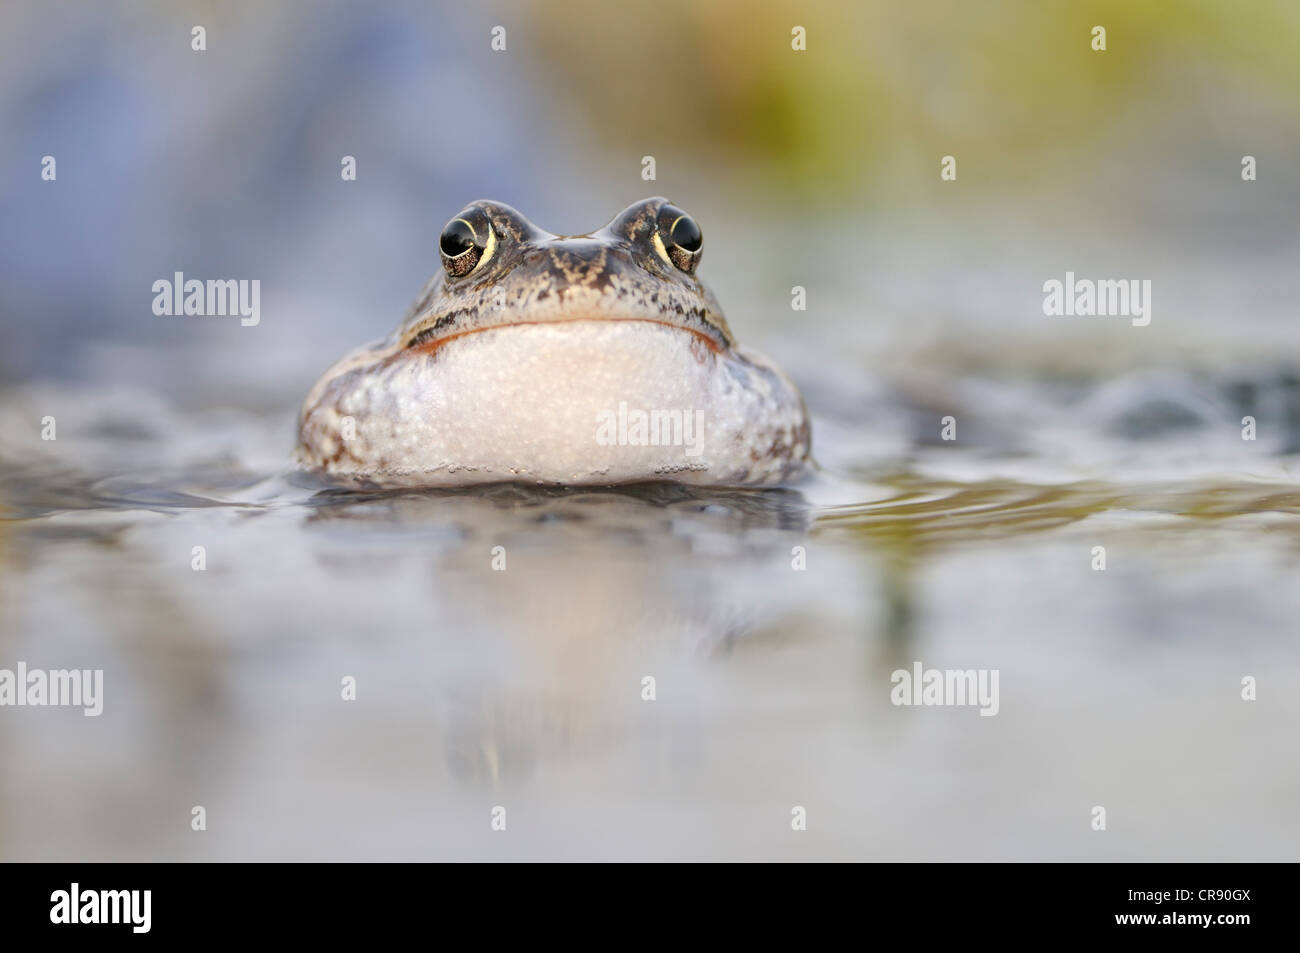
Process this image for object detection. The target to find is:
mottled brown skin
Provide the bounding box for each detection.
[298,197,812,486]
[398,199,734,353]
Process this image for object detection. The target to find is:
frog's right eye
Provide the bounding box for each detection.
[439,213,493,278]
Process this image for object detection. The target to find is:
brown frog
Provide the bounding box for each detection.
[297,198,810,486]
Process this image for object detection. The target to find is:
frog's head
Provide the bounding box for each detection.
[398,197,735,354]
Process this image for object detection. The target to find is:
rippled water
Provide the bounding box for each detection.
[2,375,1298,861]
[3,0,1298,865]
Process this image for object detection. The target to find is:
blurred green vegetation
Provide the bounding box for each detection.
[528,0,1300,205]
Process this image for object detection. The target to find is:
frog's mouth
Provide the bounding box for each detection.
[407,316,727,357]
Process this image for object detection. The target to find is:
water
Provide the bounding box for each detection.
[2,374,1297,861]
[3,0,1298,864]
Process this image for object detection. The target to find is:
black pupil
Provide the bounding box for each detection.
[671,216,702,253]
[440,219,477,258]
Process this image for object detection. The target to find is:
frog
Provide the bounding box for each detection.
[297,197,811,486]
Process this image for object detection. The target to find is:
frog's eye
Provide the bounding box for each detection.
[439,212,493,278]
[655,204,702,274]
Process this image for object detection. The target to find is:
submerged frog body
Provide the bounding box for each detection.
[297,198,810,486]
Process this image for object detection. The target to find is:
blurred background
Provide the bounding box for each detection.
[3,0,1299,414]
[1,0,1299,861]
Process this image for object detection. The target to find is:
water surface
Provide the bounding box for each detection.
[2,378,1296,861]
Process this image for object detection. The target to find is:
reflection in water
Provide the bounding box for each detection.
[3,0,1298,863]
[302,481,815,791]
[2,452,1299,859]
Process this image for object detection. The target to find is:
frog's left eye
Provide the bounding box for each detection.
[656,204,702,274]
[439,212,493,278]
